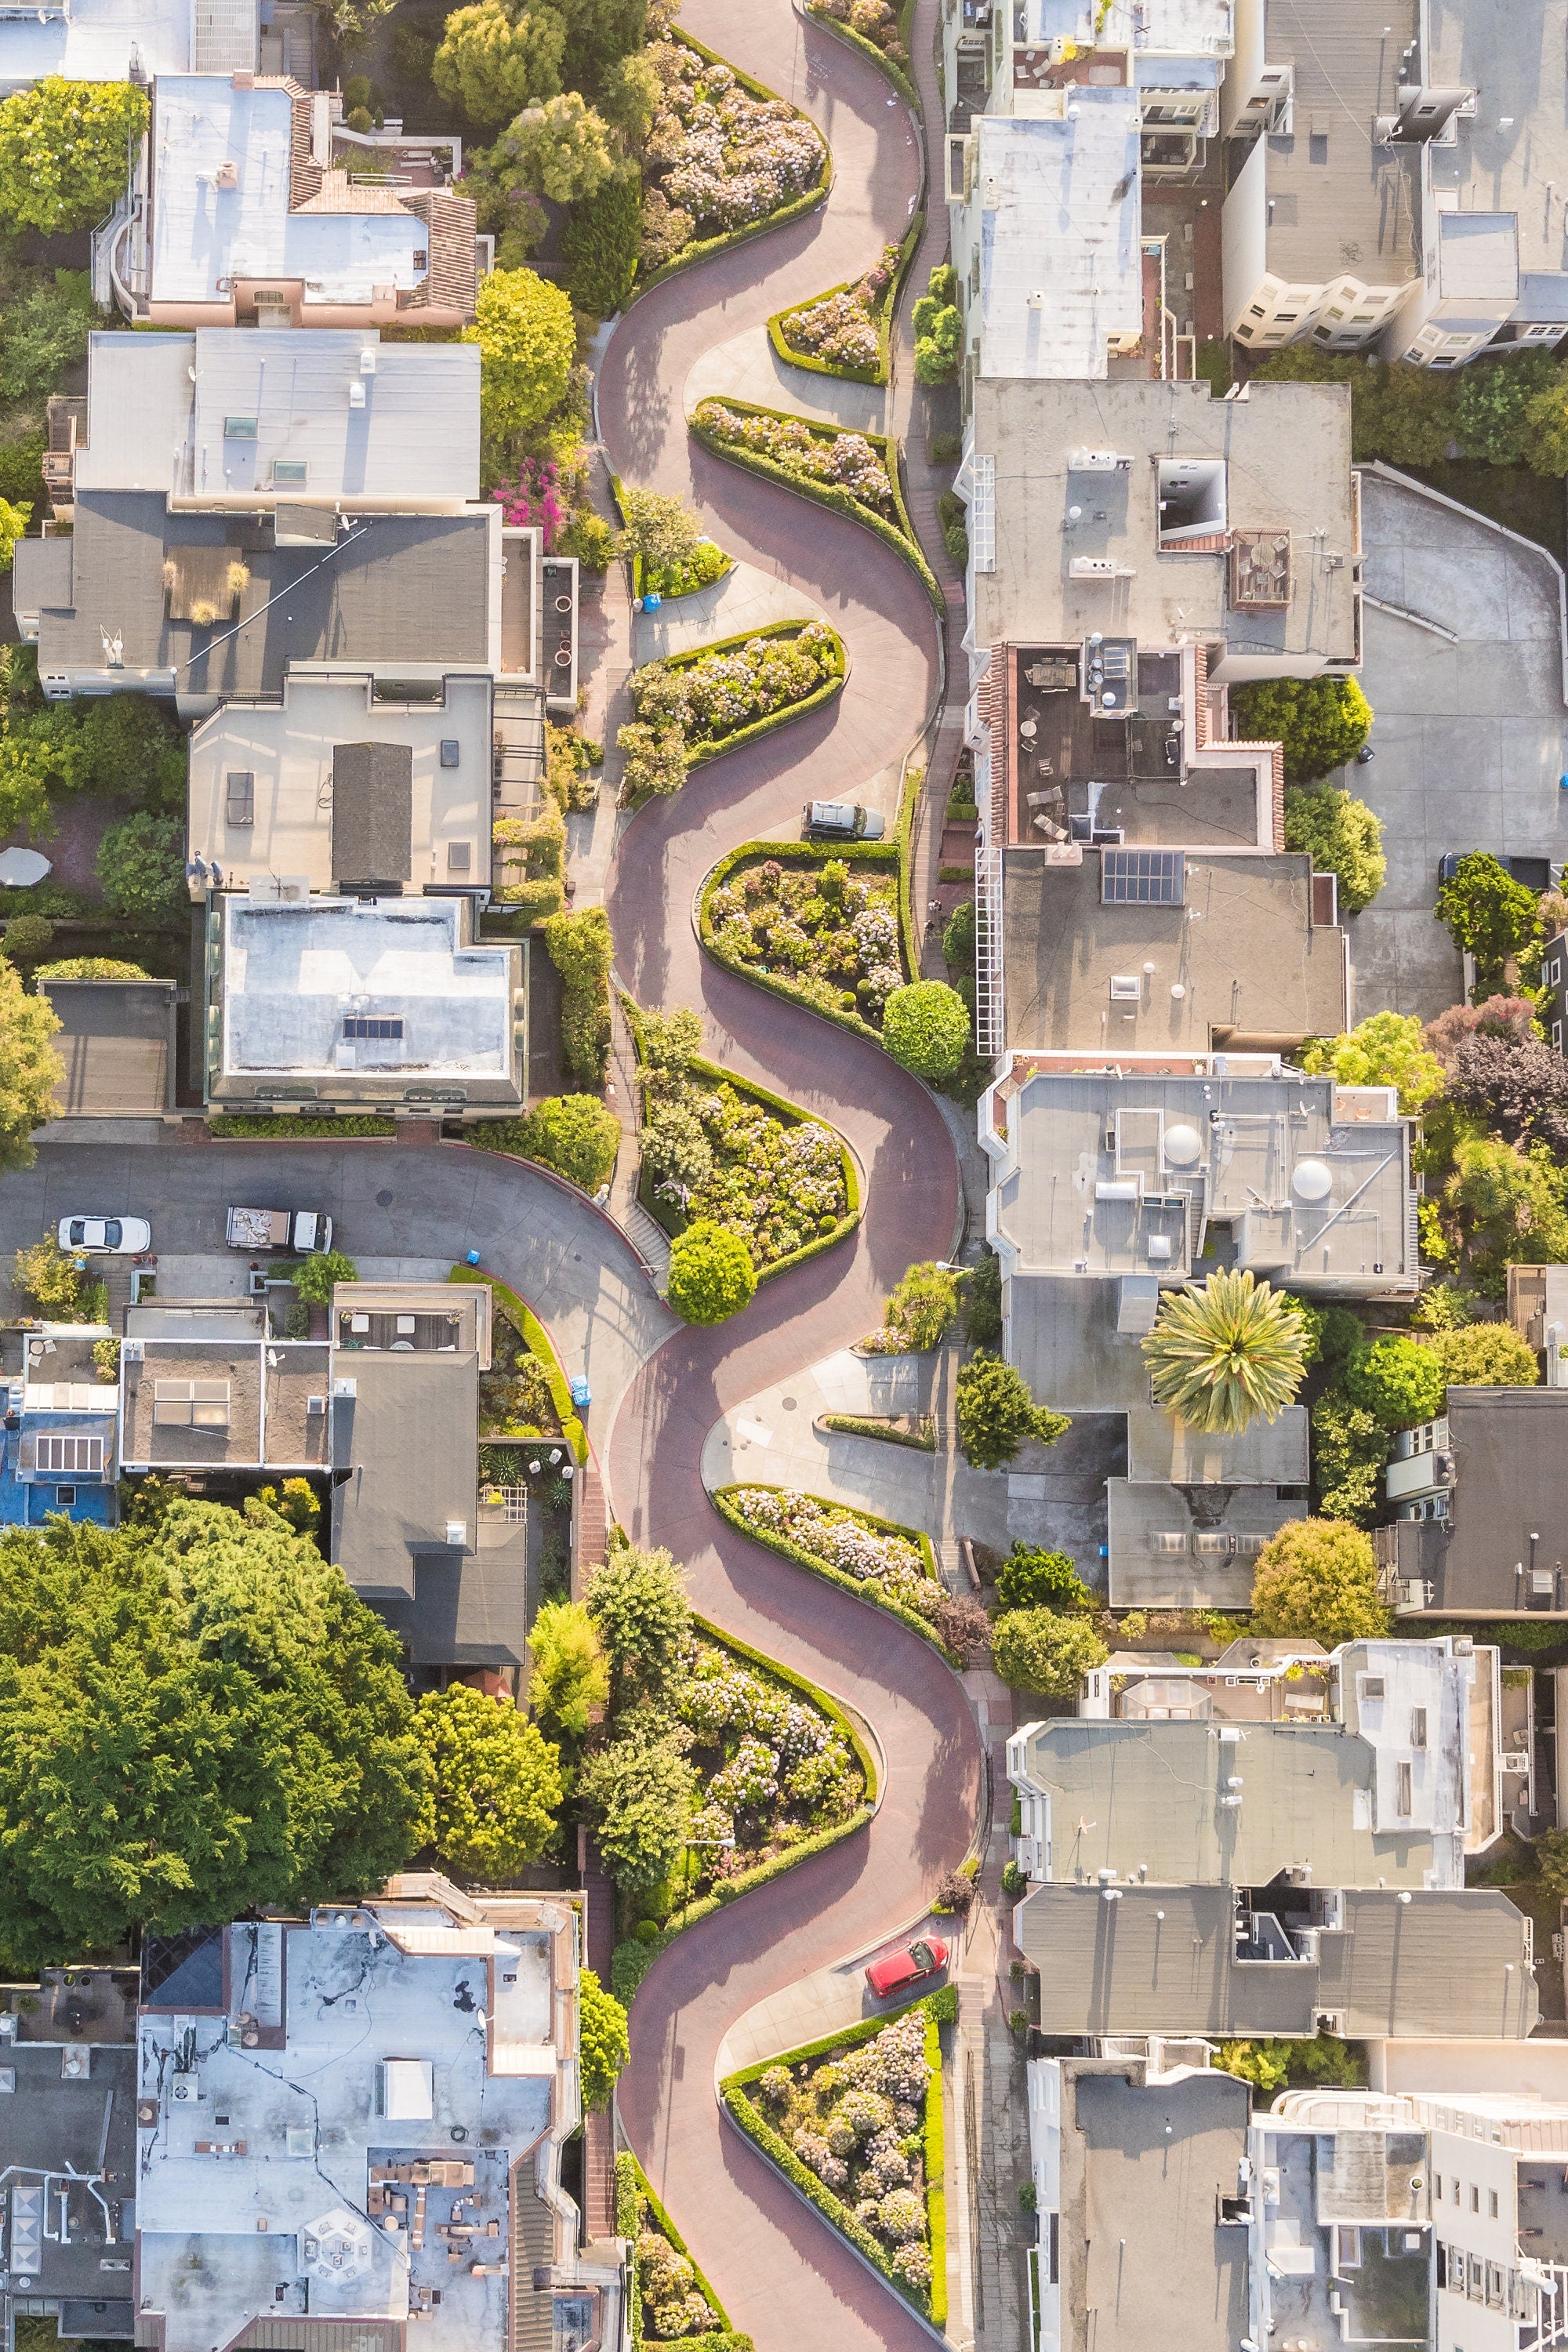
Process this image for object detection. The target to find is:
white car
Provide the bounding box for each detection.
[57,1215,151,1255]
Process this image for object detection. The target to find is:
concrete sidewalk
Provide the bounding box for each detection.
[686,322,888,435]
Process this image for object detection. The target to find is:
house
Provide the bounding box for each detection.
[40,973,178,1119]
[0,1965,139,2352]
[977,1059,1414,1602]
[118,1329,333,1475]
[0,0,272,92]
[1376,1388,1568,1621]
[1539,927,1568,1055]
[329,1282,533,1673]
[132,1874,619,2352]
[1007,1637,1538,2040]
[0,1326,120,1527]
[1220,0,1422,357]
[1026,2053,1251,2352]
[104,74,477,330]
[1507,1260,1568,1384]
[204,893,525,1121]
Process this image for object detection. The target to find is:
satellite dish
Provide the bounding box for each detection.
[1293,1159,1333,1202]
[1163,1123,1203,1168]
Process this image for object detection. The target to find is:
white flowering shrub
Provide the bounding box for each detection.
[840,2006,929,2103]
[695,401,895,517]
[707,1733,780,1813]
[833,2089,895,2140]
[810,0,911,64]
[780,244,898,371]
[639,1065,849,1275]
[876,2189,927,2244]
[759,2064,793,2106]
[630,623,839,751]
[641,38,822,267]
[728,1486,945,1626]
[891,2241,933,2289]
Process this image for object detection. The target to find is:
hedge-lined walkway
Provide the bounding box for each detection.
[598,4,982,2350]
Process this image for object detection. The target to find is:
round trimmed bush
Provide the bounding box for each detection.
[880,979,970,1080]
[4,913,53,964]
[1341,1334,1446,1430]
[1250,1518,1389,1645]
[666,1218,756,1325]
[1428,1321,1541,1389]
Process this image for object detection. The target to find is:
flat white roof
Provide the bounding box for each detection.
[221,895,514,1078]
[151,78,430,307]
[0,0,191,87]
[1022,0,1233,56]
[977,101,1142,379]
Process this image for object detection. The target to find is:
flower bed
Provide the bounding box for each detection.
[713,1483,948,1647]
[805,0,919,103]
[631,620,844,765]
[641,33,827,275]
[447,1263,586,1464]
[772,244,898,380]
[690,397,938,608]
[820,1413,936,1451]
[619,2151,753,2352]
[642,539,731,601]
[723,1998,946,2321]
[701,846,908,1036]
[638,1051,858,1279]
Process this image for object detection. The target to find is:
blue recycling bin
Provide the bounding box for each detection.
[464,1249,481,1267]
[569,1374,592,1409]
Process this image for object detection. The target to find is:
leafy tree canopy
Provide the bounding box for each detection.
[1447,1031,1568,1154]
[1230,675,1372,784]
[579,1965,630,2110]
[462,267,577,445]
[519,1093,620,1192]
[666,1218,755,1324]
[290,1247,358,1306]
[879,1261,961,1352]
[499,92,616,205]
[1308,1391,1391,1527]
[432,2,564,126]
[0,958,60,1174]
[1281,785,1386,913]
[881,981,970,1081]
[1250,1516,1390,1645]
[413,1684,563,1881]
[1436,853,1541,985]
[96,811,186,924]
[990,1609,1108,1697]
[1428,1320,1541,1388]
[576,1726,697,1891]
[528,1599,609,1740]
[1341,1334,1446,1432]
[1444,1134,1568,1262]
[562,170,643,317]
[0,79,147,234]
[616,487,702,574]
[1300,1011,1443,1115]
[995,1544,1091,1613]
[956,1351,1069,1471]
[585,1540,691,1713]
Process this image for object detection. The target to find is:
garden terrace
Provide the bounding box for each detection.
[641,31,829,278]
[630,620,846,767]
[701,848,909,1036]
[639,1057,856,1277]
[713,1483,948,1642]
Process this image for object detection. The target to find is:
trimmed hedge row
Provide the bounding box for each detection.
[209,1112,397,1137]
[659,617,848,771]
[609,1609,880,2002]
[634,28,832,300]
[804,0,919,107]
[767,206,925,387]
[820,1413,935,1451]
[720,1990,948,2326]
[698,836,906,1050]
[710,1482,951,1659]
[619,2148,752,2352]
[892,760,924,983]
[623,1011,863,1289]
[688,400,942,612]
[446,1261,587,1465]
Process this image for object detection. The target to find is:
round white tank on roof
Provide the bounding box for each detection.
[1292,1159,1334,1202]
[1163,1123,1203,1167]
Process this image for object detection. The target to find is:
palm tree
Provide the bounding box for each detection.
[1142,1269,1308,1436]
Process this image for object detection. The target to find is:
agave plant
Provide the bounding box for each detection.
[1142,1269,1308,1435]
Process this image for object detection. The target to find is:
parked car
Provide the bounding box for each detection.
[226,1207,333,1252]
[865,1936,949,1998]
[57,1215,151,1254]
[804,800,885,841]
[1438,852,1553,892]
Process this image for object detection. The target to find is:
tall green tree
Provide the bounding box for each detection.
[585,1541,691,1714]
[0,958,61,1173]
[499,93,616,205]
[432,1,564,125]
[1299,1011,1444,1115]
[576,1726,696,1890]
[413,1684,563,1880]
[462,267,577,444]
[579,1966,630,2109]
[1250,1518,1390,1646]
[1230,675,1373,782]
[0,79,147,234]
[956,1352,1069,1470]
[1436,852,1541,990]
[1142,1271,1307,1436]
[528,1599,609,1739]
[991,1610,1107,1697]
[1281,786,1386,913]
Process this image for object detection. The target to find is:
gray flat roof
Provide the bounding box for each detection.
[970,376,1359,666]
[332,739,414,884]
[1000,846,1348,1051]
[121,1338,331,1469]
[2,2038,136,2317]
[1427,0,1568,297]
[32,494,492,695]
[1021,1884,1537,2037]
[1375,1388,1568,1613]
[1106,1479,1303,1609]
[1254,0,1420,292]
[41,977,176,1116]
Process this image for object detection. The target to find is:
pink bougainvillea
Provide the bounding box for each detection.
[492,455,564,550]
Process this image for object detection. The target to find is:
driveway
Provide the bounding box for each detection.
[1349,466,1568,1021]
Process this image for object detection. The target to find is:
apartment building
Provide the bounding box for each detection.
[978,1060,1416,1602]
[0,0,274,90]
[1377,1388,1568,1621]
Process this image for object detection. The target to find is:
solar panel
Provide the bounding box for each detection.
[1102,848,1185,906]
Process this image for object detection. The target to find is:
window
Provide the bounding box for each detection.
[1410,1706,1427,1748]
[412,248,428,270]
[1396,1759,1413,1814]
[1490,2190,1499,2219]
[225,770,254,826]
[1249,303,1266,318]
[1471,2186,1480,2213]
[1434,2176,1443,2201]
[1548,957,1562,985]
[343,1017,404,1040]
[1326,306,1346,321]
[223,416,259,440]
[152,1378,231,1430]
[1556,1021,1564,1051]
[440,739,461,769]
[1275,312,1298,324]
[54,1484,76,1505]
[34,1434,103,1474]
[446,840,471,873]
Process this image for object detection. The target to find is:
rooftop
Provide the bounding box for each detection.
[40,975,176,1117]
[967,377,1359,670]
[1424,0,1567,304]
[1020,0,1234,53]
[1376,1388,1568,1616]
[973,103,1142,379]
[1016,1883,1538,2038]
[147,78,469,314]
[73,329,481,506]
[1245,0,1421,293]
[120,1338,332,1470]
[0,0,202,87]
[998,845,1348,1051]
[217,895,519,1091]
[0,2036,136,2334]
[1254,2123,1432,2348]
[189,669,494,895]
[19,493,495,700]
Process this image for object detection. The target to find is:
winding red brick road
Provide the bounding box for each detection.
[601,5,983,2347]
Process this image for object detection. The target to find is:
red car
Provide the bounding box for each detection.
[865,1936,949,1998]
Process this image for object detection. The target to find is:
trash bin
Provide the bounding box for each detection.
[569,1374,591,1408]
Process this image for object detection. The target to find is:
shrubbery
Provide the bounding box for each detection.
[704,851,907,1031]
[1231,675,1373,782]
[992,1610,1108,1696]
[666,1218,756,1323]
[1250,1518,1390,1644]
[639,35,823,270]
[1282,785,1386,913]
[956,1352,1069,1471]
[543,906,612,1084]
[880,981,970,1081]
[474,1094,620,1192]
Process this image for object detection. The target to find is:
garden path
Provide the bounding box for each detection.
[597,4,986,2348]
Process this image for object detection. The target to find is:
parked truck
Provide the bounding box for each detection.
[226,1207,333,1253]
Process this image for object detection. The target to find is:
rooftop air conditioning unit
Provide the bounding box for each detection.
[348,381,367,408]
[122,1339,144,1362]
[333,1377,357,1400]
[169,2073,199,2103]
[1068,449,1131,472]
[359,346,376,375]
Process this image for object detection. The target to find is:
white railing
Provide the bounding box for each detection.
[975,838,1005,1058]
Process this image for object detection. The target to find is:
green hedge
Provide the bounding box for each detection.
[699,837,906,1050]
[804,0,919,107]
[656,619,848,771]
[689,400,942,612]
[446,1261,587,1464]
[209,1112,397,1137]
[720,1990,946,2323]
[821,1413,935,1451]
[892,760,923,983]
[633,29,832,299]
[710,1483,951,1659]
[767,209,924,389]
[623,1016,862,1288]
[619,2148,752,2350]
